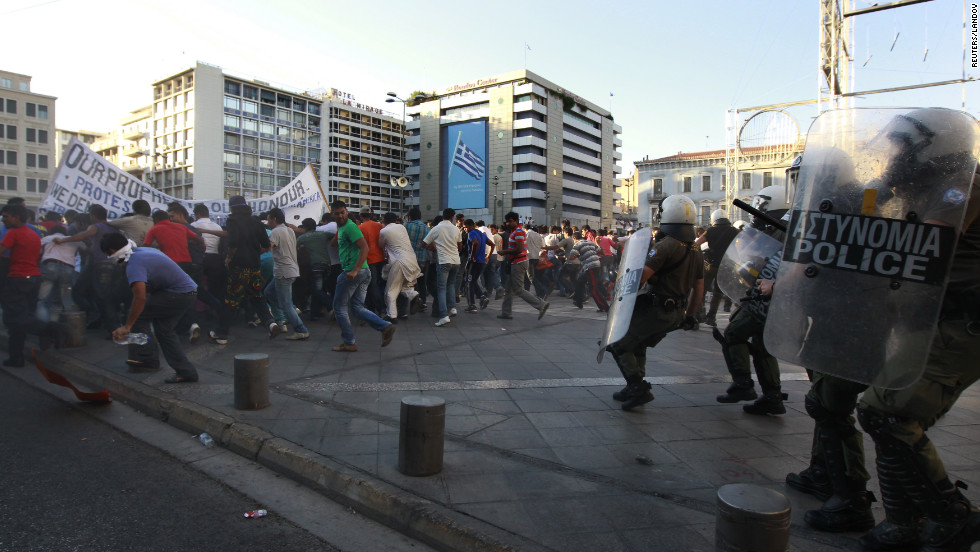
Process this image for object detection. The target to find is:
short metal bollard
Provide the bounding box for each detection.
[715,483,791,552]
[234,353,269,410]
[60,310,87,348]
[398,395,445,476]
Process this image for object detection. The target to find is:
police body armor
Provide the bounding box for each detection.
[598,228,652,362]
[765,108,979,389]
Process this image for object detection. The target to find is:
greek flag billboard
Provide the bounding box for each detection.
[441,120,487,209]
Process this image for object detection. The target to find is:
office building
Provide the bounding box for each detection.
[406,69,622,227]
[89,106,152,180]
[0,70,56,205]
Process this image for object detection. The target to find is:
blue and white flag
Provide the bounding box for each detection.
[452,140,485,179]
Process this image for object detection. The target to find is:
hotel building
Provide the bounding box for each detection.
[406,69,622,227]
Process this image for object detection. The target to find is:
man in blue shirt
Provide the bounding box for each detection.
[101,232,199,383]
[463,219,491,313]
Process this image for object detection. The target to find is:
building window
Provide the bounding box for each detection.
[38,130,47,144]
[37,105,47,120]
[720,173,727,191]
[19,82,28,92]
[741,172,752,190]
[242,100,258,114]
[224,80,240,95]
[242,118,258,132]
[38,154,47,169]
[223,115,240,128]
[653,178,663,196]
[242,85,258,100]
[259,122,274,135]
[3,150,15,165]
[0,78,11,89]
[683,176,692,193]
[224,132,240,146]
[4,99,15,114]
[27,128,37,142]
[3,176,16,190]
[222,152,240,164]
[701,205,711,225]
[702,175,711,192]
[224,96,240,110]
[763,171,773,188]
[2,125,14,140]
[27,153,36,167]
[26,103,36,117]
[26,178,37,192]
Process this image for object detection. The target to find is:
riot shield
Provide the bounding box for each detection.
[598,228,653,363]
[716,227,784,301]
[765,108,979,389]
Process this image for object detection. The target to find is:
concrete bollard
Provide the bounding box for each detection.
[60,310,87,348]
[715,483,791,552]
[234,353,269,410]
[398,395,445,476]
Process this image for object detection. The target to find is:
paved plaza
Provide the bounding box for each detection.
[5,299,980,552]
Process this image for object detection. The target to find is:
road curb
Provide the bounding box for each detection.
[28,347,551,552]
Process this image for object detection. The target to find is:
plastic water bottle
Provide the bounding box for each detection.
[244,509,267,518]
[198,433,215,448]
[114,333,149,345]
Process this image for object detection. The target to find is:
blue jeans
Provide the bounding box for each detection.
[36,260,77,322]
[435,263,459,318]
[264,276,307,333]
[333,268,389,345]
[310,262,333,315]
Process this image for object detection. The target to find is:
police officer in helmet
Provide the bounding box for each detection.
[607,195,704,411]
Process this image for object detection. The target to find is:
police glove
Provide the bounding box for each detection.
[681,315,698,331]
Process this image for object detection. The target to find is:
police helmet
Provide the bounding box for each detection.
[733,220,747,230]
[709,208,730,226]
[657,195,697,242]
[751,185,790,226]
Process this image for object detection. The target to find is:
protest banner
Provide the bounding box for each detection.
[39,137,326,223]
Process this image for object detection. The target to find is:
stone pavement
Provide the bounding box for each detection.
[5,297,980,552]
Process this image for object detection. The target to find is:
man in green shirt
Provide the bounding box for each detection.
[330,200,395,352]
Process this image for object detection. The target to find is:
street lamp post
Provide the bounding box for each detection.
[386,92,427,215]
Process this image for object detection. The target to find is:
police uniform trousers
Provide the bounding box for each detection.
[723,306,781,395]
[805,371,871,487]
[610,295,683,380]
[859,317,980,499]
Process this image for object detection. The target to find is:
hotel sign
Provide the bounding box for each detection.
[445,77,500,93]
[329,88,384,115]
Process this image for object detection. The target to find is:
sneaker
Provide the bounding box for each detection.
[538,302,550,320]
[450,307,458,317]
[189,323,201,344]
[381,324,396,347]
[332,343,358,352]
[285,332,310,341]
[479,296,489,310]
[465,306,479,314]
[434,316,451,327]
[409,295,422,315]
[269,322,282,339]
[208,330,228,345]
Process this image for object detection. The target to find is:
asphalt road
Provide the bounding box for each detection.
[0,369,343,552]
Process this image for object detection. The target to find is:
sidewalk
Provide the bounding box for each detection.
[6,298,980,552]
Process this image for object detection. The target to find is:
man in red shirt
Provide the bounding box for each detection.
[0,204,62,366]
[143,210,204,264]
[497,212,549,320]
[358,208,385,315]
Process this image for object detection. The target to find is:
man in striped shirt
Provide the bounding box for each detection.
[404,207,430,312]
[497,212,548,320]
[569,232,609,312]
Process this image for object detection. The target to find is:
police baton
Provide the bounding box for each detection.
[732,199,787,233]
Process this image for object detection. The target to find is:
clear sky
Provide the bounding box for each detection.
[3,0,977,177]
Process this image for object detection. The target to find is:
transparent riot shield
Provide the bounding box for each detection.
[765,108,979,389]
[598,228,653,363]
[716,227,784,302]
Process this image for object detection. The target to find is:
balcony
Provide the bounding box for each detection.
[512,171,546,184]
[511,188,547,200]
[513,100,547,116]
[407,120,420,131]
[406,150,420,161]
[121,145,145,158]
[406,135,420,146]
[513,118,547,133]
[512,153,546,166]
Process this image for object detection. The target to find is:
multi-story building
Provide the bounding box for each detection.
[0,70,56,205]
[89,106,151,180]
[634,145,803,228]
[406,69,622,228]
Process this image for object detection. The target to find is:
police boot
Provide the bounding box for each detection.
[805,490,877,533]
[917,480,980,552]
[786,463,833,501]
[621,378,654,411]
[716,381,757,403]
[859,433,924,551]
[742,393,786,416]
[612,385,631,402]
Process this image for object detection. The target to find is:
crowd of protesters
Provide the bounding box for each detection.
[0,195,663,372]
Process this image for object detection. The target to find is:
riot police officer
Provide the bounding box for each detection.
[608,195,704,411]
[694,209,738,326]
[714,185,789,415]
